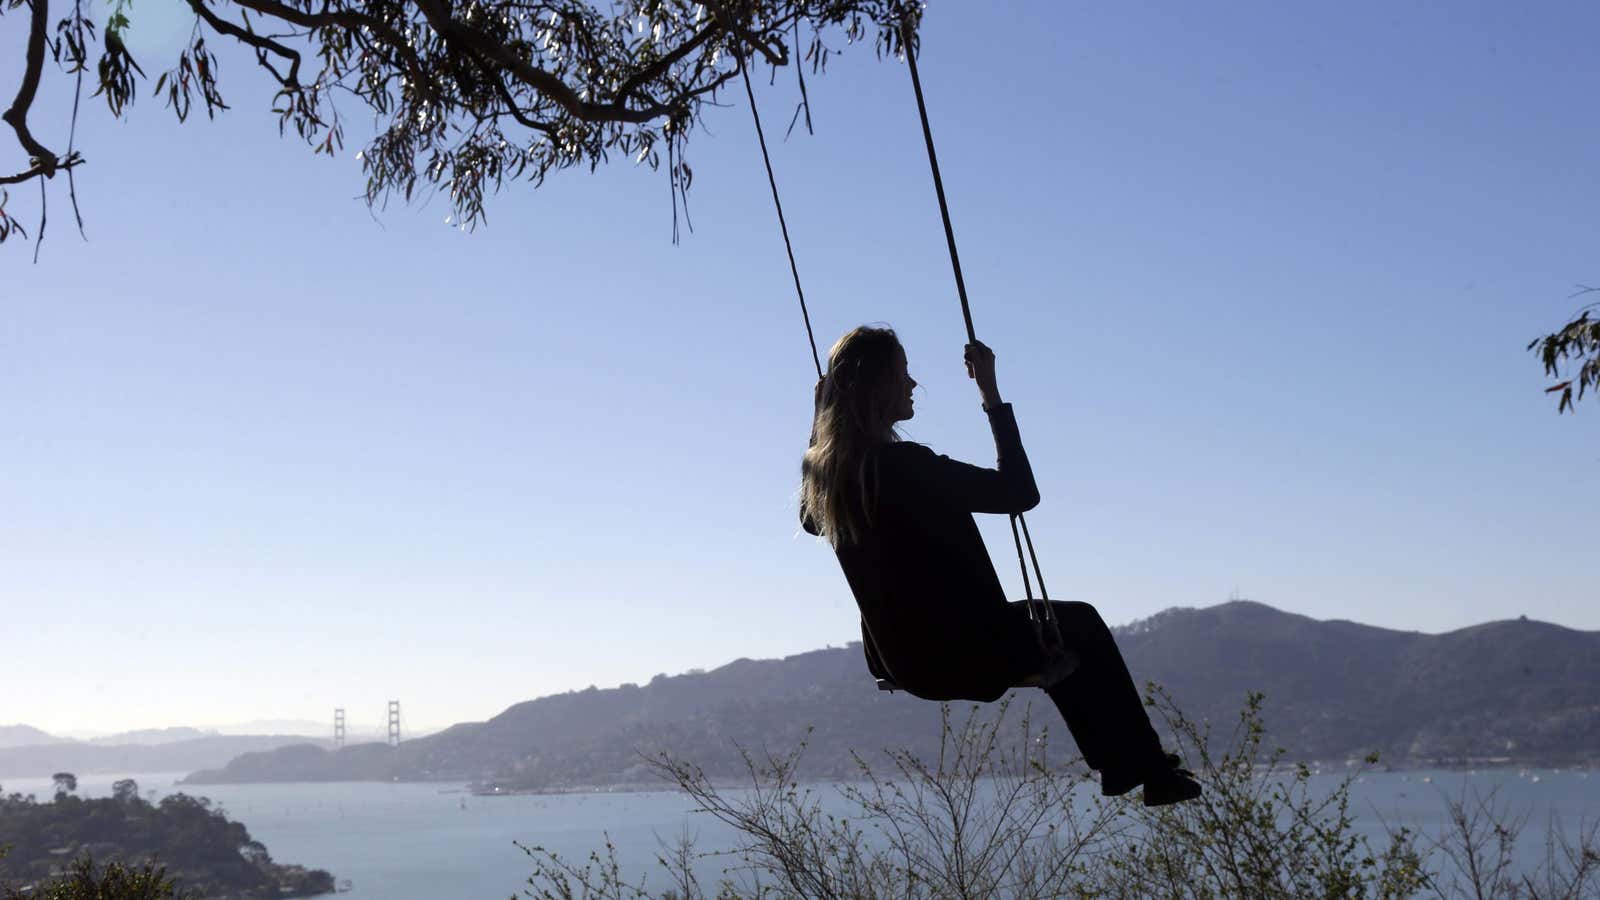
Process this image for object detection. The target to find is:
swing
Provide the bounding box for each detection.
[737,10,1077,694]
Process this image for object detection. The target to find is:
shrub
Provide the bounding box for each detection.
[517,691,1599,899]
[1,856,185,900]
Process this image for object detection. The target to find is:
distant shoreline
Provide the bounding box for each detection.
[458,762,1599,799]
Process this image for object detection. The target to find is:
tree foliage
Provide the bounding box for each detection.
[0,787,333,898]
[1529,290,1600,414]
[2,0,922,253]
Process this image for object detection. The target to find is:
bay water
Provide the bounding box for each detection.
[5,769,1596,898]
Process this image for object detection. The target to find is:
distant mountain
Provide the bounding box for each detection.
[0,725,66,750]
[213,719,331,737]
[0,735,334,778]
[1112,602,1600,766]
[88,727,215,746]
[184,602,1600,788]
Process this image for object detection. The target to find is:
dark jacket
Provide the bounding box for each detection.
[803,404,1041,702]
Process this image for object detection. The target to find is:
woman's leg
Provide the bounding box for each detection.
[1010,600,1167,774]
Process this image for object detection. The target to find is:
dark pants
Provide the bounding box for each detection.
[1003,600,1166,774]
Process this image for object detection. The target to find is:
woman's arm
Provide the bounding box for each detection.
[892,341,1040,514]
[895,404,1041,514]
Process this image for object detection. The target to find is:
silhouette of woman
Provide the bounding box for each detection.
[801,325,1200,806]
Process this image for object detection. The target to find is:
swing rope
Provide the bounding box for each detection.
[896,13,1059,637]
[900,17,975,346]
[737,46,824,382]
[736,14,1060,655]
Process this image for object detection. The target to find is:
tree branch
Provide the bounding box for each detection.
[702,0,789,66]
[225,0,432,101]
[469,54,556,134]
[3,0,60,179]
[184,0,303,89]
[1,153,83,185]
[411,0,688,124]
[611,23,718,103]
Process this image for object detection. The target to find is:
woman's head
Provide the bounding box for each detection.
[818,326,917,433]
[801,326,917,547]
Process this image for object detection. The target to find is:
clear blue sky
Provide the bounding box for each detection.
[4,1,1597,735]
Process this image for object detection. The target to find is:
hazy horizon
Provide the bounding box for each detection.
[4,719,442,742]
[10,599,1598,736]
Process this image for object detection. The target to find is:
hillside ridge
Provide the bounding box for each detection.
[184,602,1600,787]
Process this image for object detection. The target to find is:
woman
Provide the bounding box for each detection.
[800,325,1200,806]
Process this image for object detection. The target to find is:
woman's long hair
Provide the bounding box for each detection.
[801,326,905,547]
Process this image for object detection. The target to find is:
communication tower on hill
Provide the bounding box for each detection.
[387,700,402,746]
[333,708,346,747]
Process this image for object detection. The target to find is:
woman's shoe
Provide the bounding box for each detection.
[1142,767,1203,807]
[1100,752,1181,797]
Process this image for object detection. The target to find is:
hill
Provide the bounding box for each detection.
[1113,602,1600,765]
[86,727,213,747]
[184,602,1600,789]
[0,726,67,750]
[0,783,333,898]
[0,736,334,779]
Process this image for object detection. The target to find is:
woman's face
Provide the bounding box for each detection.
[889,348,917,423]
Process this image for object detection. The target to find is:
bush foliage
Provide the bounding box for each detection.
[516,690,1599,899]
